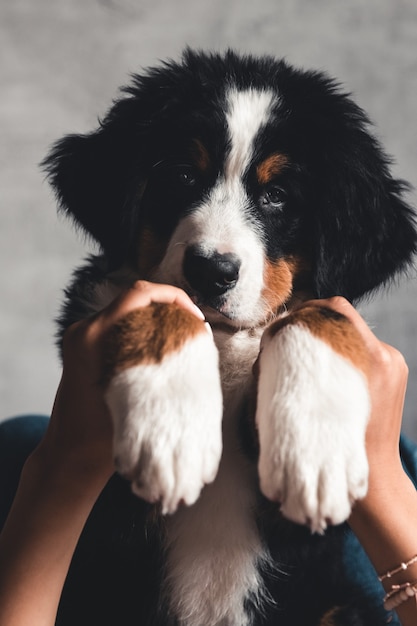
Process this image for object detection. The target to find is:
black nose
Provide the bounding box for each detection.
[183,246,241,298]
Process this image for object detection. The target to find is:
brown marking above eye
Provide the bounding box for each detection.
[256,153,289,185]
[191,139,211,172]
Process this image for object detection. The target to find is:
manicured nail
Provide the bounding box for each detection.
[193,304,205,320]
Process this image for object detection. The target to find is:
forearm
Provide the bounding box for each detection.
[0,283,204,625]
[0,446,110,626]
[349,466,417,626]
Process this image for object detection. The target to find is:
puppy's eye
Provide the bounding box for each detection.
[260,186,287,210]
[177,168,197,187]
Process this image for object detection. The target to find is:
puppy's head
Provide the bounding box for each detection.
[44,49,417,328]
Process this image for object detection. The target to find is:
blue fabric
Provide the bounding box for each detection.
[342,434,417,626]
[400,434,417,488]
[0,415,49,528]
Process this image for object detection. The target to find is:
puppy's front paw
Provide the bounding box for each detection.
[104,304,223,514]
[256,309,370,532]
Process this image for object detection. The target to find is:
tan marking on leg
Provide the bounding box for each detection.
[103,302,206,382]
[266,305,369,375]
[256,153,289,184]
[318,606,343,626]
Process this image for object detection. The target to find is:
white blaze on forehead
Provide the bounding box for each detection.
[153,88,278,326]
[225,88,275,179]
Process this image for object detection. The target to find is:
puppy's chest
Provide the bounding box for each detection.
[162,339,267,626]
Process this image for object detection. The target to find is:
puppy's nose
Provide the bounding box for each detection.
[183,246,241,297]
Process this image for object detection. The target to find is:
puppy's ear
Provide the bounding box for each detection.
[308,95,417,301]
[42,118,143,267]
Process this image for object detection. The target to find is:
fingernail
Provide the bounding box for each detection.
[193,304,205,320]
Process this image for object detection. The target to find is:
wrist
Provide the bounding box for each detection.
[350,461,409,523]
[27,437,114,501]
[349,465,417,572]
[0,432,111,626]
[38,376,115,489]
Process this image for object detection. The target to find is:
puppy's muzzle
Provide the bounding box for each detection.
[183,245,241,298]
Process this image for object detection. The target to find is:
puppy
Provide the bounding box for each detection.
[44,49,417,626]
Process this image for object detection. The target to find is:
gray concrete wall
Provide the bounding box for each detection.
[1,0,416,438]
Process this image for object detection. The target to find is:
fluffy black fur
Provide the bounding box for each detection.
[56,474,389,626]
[45,49,416,304]
[43,49,417,625]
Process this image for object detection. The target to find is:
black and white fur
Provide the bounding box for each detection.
[44,49,417,626]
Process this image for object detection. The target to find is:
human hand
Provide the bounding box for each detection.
[34,281,206,487]
[0,281,206,626]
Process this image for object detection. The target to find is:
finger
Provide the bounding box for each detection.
[100,281,205,326]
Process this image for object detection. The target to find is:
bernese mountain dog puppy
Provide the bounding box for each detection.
[44,49,416,626]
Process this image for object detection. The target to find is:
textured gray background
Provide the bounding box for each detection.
[1,0,416,438]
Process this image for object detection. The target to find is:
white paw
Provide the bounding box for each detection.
[105,330,223,514]
[256,324,370,533]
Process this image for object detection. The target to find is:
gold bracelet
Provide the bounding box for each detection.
[383,580,417,611]
[379,555,417,582]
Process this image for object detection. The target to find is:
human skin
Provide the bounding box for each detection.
[0,287,415,625]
